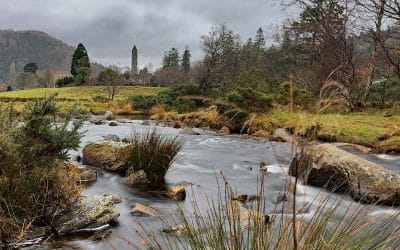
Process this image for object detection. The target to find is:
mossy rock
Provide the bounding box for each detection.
[290,144,400,205]
[52,194,120,236]
[82,141,132,173]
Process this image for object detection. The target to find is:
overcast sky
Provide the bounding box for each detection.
[0,0,292,69]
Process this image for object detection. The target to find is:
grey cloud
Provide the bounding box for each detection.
[0,0,285,69]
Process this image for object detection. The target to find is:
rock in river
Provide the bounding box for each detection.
[83,141,132,173]
[131,203,161,217]
[104,111,115,120]
[168,186,186,201]
[289,143,400,205]
[102,134,120,142]
[109,121,119,127]
[52,194,120,236]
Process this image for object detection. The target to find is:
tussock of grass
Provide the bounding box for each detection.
[139,173,400,249]
[126,128,184,184]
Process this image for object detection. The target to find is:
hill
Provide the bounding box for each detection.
[0,30,104,85]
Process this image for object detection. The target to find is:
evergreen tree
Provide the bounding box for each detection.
[181,46,191,74]
[162,51,170,68]
[71,43,91,83]
[23,62,38,74]
[168,48,180,67]
[254,27,265,49]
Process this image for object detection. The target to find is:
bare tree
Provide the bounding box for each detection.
[357,0,388,100]
[100,68,124,101]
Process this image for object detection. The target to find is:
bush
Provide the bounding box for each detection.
[131,95,157,110]
[130,84,201,111]
[92,95,110,103]
[56,76,74,87]
[0,95,85,242]
[224,87,273,112]
[127,129,184,184]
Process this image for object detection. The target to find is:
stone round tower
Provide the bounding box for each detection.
[131,45,138,76]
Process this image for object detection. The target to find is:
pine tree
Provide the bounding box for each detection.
[168,48,180,67]
[162,51,170,68]
[71,43,91,83]
[254,27,265,49]
[181,46,191,74]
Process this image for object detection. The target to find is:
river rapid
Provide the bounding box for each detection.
[45,119,400,249]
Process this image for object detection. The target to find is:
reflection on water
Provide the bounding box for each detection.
[51,120,399,249]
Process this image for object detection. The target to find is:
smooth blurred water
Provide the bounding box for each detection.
[43,120,400,249]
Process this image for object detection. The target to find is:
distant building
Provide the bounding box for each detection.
[131,45,138,76]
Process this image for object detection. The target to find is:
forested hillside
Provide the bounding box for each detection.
[0,30,74,82]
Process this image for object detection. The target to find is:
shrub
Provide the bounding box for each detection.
[127,129,184,184]
[56,76,74,87]
[130,84,201,111]
[0,95,85,242]
[224,87,273,112]
[92,95,110,103]
[131,95,157,110]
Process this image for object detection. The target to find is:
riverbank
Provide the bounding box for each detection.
[1,86,399,153]
[152,108,400,154]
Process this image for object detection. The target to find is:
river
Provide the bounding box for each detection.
[44,119,400,249]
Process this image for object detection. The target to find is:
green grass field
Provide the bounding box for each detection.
[0,86,164,115]
[0,86,163,101]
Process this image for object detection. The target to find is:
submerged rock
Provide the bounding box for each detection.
[179,127,200,135]
[289,143,400,205]
[76,167,97,183]
[91,119,104,125]
[102,134,120,142]
[82,141,132,173]
[162,224,188,235]
[88,230,112,241]
[272,192,288,204]
[131,203,161,217]
[101,193,127,204]
[52,194,120,236]
[109,121,118,127]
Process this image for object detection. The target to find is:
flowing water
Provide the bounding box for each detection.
[45,120,400,249]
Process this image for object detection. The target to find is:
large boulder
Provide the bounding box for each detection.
[289,144,400,205]
[83,141,132,173]
[52,194,120,236]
